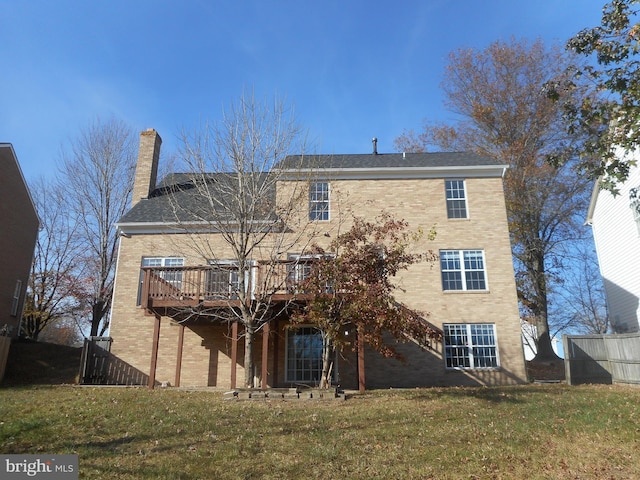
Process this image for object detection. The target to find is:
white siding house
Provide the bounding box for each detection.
[586,159,640,333]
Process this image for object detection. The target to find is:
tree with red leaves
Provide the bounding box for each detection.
[291,213,439,389]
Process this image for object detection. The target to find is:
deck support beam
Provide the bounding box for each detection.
[272,320,279,387]
[230,321,238,389]
[261,321,270,390]
[175,323,185,387]
[149,313,161,389]
[357,327,366,393]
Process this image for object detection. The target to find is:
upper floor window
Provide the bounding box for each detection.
[444,323,499,369]
[440,249,487,291]
[309,182,330,221]
[445,179,468,219]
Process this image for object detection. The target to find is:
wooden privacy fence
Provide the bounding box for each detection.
[79,337,150,386]
[563,333,640,385]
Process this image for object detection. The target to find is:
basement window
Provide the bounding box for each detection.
[444,323,499,369]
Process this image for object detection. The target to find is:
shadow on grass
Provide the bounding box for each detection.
[82,435,139,450]
[360,384,571,405]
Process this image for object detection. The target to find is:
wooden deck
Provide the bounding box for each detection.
[139,260,318,311]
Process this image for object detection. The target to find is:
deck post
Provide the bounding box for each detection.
[357,326,366,393]
[175,323,185,387]
[141,268,151,310]
[272,319,279,387]
[261,321,270,390]
[230,321,238,389]
[149,313,161,389]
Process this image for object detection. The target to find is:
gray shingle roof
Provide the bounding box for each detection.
[119,172,278,224]
[276,151,502,169]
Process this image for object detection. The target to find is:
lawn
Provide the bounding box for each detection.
[1,384,639,479]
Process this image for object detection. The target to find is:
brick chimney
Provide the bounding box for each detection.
[132,128,162,208]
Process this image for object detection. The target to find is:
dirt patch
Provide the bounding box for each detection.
[2,339,82,386]
[527,359,566,382]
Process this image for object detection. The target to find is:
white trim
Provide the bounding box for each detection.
[116,219,281,236]
[585,177,602,225]
[277,165,507,181]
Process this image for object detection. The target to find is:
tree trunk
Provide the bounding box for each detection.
[90,301,104,337]
[244,323,254,388]
[320,334,334,389]
[530,249,560,362]
[533,314,560,361]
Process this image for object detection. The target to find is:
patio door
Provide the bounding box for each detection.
[286,327,323,383]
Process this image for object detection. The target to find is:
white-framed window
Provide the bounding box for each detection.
[440,249,487,291]
[10,280,22,317]
[138,257,185,305]
[286,326,324,383]
[205,260,240,299]
[444,323,499,369]
[287,254,334,293]
[445,179,468,219]
[287,254,314,287]
[309,182,330,221]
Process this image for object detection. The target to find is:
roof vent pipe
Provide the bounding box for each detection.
[372,137,378,155]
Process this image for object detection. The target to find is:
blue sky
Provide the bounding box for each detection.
[2,0,604,181]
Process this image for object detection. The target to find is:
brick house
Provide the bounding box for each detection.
[0,144,39,338]
[109,129,527,390]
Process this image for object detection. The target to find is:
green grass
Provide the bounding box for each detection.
[1,384,639,479]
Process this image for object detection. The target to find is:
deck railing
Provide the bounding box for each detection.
[140,259,319,309]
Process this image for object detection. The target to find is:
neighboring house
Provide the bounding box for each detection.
[0,144,39,338]
[586,160,640,333]
[109,129,527,390]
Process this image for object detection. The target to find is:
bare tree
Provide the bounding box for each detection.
[171,92,317,388]
[59,118,137,337]
[21,177,88,340]
[38,317,83,347]
[395,38,594,361]
[551,243,610,335]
